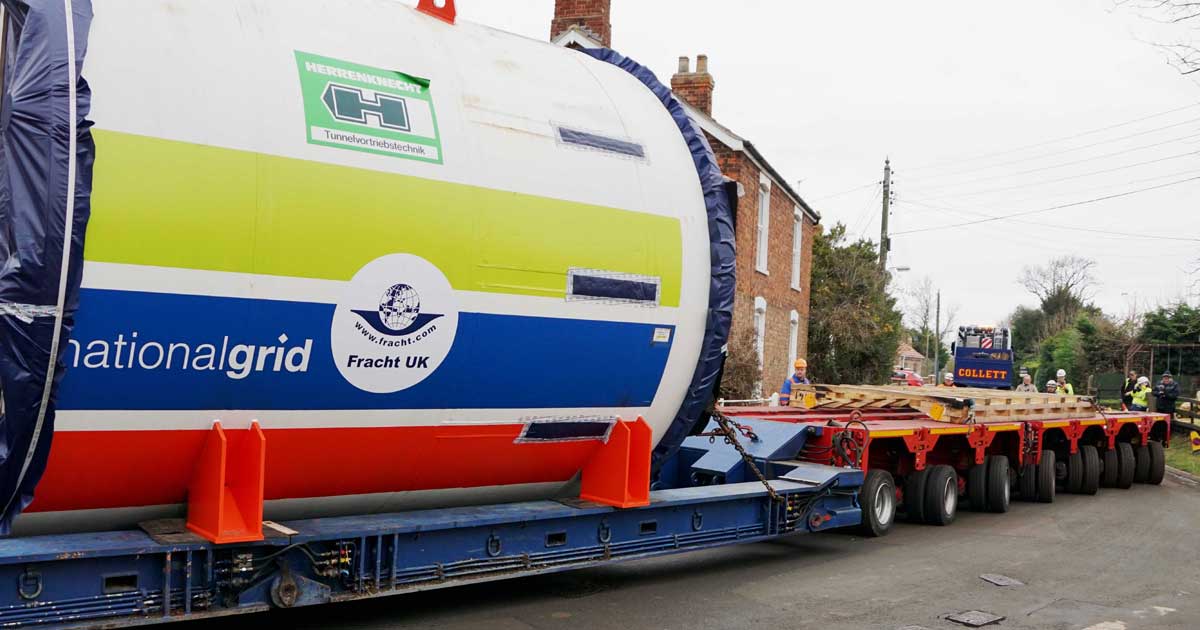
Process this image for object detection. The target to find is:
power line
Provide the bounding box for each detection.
[904,129,1200,190]
[916,150,1200,201]
[809,180,879,201]
[903,102,1200,173]
[904,166,1200,210]
[898,197,1199,243]
[891,175,1200,237]
[852,184,883,239]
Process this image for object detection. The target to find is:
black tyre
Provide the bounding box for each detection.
[1134,445,1151,483]
[1147,441,1166,486]
[1115,442,1136,489]
[1101,447,1119,488]
[1036,450,1056,503]
[1079,445,1100,496]
[905,468,930,523]
[1019,463,1037,501]
[967,462,987,511]
[858,469,897,537]
[986,455,1011,513]
[923,465,958,526]
[1066,450,1084,493]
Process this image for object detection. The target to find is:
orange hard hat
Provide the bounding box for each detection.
[794,359,808,369]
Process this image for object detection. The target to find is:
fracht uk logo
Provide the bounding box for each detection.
[332,255,459,394]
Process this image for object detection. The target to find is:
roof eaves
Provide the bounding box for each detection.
[676,101,821,223]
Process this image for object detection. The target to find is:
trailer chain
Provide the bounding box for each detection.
[708,411,782,502]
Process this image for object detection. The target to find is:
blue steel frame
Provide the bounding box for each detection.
[0,420,862,628]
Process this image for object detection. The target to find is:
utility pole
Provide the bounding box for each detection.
[933,290,941,381]
[879,158,892,271]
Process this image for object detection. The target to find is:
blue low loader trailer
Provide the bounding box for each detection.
[951,325,1015,390]
[0,417,881,628]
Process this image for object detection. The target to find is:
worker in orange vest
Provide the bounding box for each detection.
[779,359,810,406]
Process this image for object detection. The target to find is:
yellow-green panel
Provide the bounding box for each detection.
[85,130,682,305]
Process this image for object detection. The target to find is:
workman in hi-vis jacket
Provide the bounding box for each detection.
[779,359,810,406]
[1055,369,1074,395]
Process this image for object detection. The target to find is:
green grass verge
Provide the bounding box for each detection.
[1165,441,1200,476]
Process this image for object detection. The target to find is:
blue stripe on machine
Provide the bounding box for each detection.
[56,289,675,411]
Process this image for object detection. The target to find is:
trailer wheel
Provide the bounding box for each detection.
[1079,445,1100,496]
[1134,445,1151,483]
[858,469,896,537]
[1066,450,1084,494]
[967,462,987,511]
[905,468,930,523]
[1101,448,1119,488]
[1115,442,1136,489]
[1018,463,1037,501]
[986,455,1011,513]
[1147,441,1166,486]
[923,465,958,526]
[1036,450,1056,503]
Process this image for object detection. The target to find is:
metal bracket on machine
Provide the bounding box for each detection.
[417,0,456,24]
[580,417,652,508]
[186,421,266,544]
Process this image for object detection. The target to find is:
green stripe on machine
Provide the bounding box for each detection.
[85,131,683,306]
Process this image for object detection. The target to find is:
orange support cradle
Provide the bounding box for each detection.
[186,421,266,544]
[580,417,651,508]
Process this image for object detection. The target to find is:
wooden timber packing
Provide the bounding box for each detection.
[792,384,1098,424]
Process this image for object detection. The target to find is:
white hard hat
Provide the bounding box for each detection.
[1047,380,1058,387]
[944,372,954,380]
[1056,369,1066,378]
[1137,376,1150,385]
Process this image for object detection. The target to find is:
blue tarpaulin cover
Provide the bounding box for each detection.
[0,0,94,533]
[581,48,737,478]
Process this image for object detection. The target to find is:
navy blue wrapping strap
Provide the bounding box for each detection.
[0,0,94,533]
[580,48,736,478]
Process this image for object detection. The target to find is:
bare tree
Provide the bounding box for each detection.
[1118,0,1200,74]
[1018,255,1098,306]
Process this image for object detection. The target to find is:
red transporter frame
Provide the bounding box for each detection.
[722,405,1171,523]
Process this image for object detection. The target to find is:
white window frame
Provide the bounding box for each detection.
[753,296,767,397]
[755,176,771,274]
[787,309,800,382]
[790,208,803,291]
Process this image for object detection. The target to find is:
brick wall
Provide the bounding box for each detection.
[550,0,612,47]
[708,131,815,395]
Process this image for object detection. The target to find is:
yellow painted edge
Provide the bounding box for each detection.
[1043,421,1070,428]
[869,429,915,438]
[932,427,971,435]
[986,424,1021,432]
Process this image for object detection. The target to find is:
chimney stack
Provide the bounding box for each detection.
[670,54,715,116]
[550,0,612,48]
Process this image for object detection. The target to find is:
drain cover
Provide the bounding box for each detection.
[947,610,1005,627]
[980,573,1024,587]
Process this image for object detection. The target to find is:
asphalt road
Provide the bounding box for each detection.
[189,470,1200,630]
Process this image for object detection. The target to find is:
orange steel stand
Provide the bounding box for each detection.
[580,417,652,508]
[186,421,266,544]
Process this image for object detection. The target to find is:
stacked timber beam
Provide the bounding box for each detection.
[792,384,1097,424]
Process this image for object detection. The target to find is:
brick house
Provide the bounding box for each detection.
[550,1,820,397]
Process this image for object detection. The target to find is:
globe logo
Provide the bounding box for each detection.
[379,284,421,332]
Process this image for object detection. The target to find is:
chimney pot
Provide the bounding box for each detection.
[696,55,708,74]
[678,56,690,73]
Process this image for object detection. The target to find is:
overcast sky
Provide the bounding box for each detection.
[428,0,1199,330]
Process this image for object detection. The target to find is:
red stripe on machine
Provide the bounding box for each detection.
[27,424,604,513]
